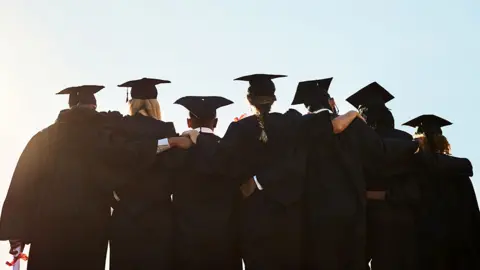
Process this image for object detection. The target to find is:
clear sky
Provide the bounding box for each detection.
[0,0,478,268]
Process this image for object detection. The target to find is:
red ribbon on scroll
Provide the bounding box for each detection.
[6,253,28,267]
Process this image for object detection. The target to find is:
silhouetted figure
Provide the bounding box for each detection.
[347,82,419,270]
[170,95,242,270]
[404,114,480,270]
[109,78,179,270]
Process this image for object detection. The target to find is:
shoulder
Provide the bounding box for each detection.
[392,129,413,140]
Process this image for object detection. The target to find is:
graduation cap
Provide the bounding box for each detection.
[118,78,170,102]
[291,77,333,106]
[235,74,286,97]
[174,96,233,119]
[56,85,104,107]
[403,114,452,135]
[346,82,394,109]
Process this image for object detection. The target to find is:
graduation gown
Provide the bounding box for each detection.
[109,114,178,270]
[171,132,242,270]
[299,113,419,270]
[193,112,307,270]
[416,154,480,269]
[364,128,419,270]
[0,108,158,270]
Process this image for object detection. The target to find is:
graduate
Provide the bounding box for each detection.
[347,82,420,270]
[0,85,158,270]
[403,114,480,270]
[291,78,367,270]
[171,95,242,270]
[109,78,188,270]
[291,78,421,270]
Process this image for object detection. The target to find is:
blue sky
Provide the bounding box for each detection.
[0,0,478,267]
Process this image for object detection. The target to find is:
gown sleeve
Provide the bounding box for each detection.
[348,119,419,171]
[102,111,177,140]
[0,133,46,242]
[417,153,473,177]
[192,121,248,181]
[253,111,330,205]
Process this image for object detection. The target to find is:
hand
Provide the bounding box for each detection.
[414,136,425,153]
[168,137,193,149]
[9,240,24,256]
[357,113,367,123]
[240,178,257,198]
[181,130,200,144]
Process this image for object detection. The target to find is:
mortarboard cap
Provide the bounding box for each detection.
[118,78,170,101]
[346,82,394,109]
[234,74,286,96]
[174,96,233,119]
[291,77,333,105]
[403,114,452,135]
[56,85,104,107]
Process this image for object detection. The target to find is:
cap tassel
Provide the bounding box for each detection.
[126,89,129,103]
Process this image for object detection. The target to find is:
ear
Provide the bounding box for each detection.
[213,118,218,128]
[187,118,192,128]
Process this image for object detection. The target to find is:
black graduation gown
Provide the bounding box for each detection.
[364,128,419,270]
[109,114,178,270]
[298,113,419,270]
[0,108,158,270]
[416,154,480,270]
[192,112,307,270]
[171,132,242,270]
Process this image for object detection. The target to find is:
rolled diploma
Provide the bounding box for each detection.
[12,246,22,270]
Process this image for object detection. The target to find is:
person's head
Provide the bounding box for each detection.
[118,77,171,120]
[235,74,286,143]
[403,114,452,155]
[57,85,104,111]
[414,133,451,155]
[128,98,162,120]
[175,96,233,131]
[187,112,217,130]
[359,104,394,130]
[347,81,395,128]
[291,78,337,114]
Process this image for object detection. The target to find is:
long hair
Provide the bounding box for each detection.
[128,98,161,120]
[414,133,451,155]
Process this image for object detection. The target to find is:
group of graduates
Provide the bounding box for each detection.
[0,74,478,270]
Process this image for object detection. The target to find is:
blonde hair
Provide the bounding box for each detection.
[128,98,162,120]
[414,133,451,155]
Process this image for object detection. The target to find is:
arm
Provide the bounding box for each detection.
[102,111,177,140]
[251,145,307,205]
[0,133,45,242]
[331,110,363,134]
[416,152,473,177]
[187,121,247,178]
[346,119,419,169]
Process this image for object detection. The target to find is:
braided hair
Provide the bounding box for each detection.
[246,80,276,143]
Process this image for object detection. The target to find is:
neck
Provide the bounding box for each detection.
[193,127,214,134]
